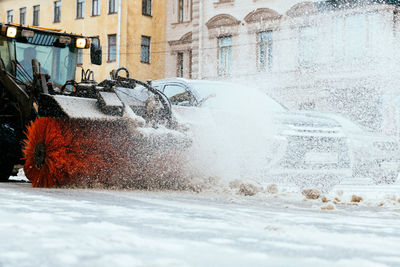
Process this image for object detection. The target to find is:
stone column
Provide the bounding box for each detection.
[191,0,201,79]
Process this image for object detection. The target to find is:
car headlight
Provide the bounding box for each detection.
[59,36,71,44]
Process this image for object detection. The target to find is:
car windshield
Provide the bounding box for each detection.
[14,39,77,86]
[189,81,288,112]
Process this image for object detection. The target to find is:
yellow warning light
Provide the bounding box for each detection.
[76,38,88,49]
[6,27,17,38]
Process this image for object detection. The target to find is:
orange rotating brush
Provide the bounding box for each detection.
[23,118,130,187]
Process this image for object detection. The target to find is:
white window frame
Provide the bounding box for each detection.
[257,31,273,72]
[299,25,317,67]
[76,0,85,19]
[33,5,40,26]
[218,36,232,76]
[7,10,14,23]
[19,7,26,25]
[92,0,101,16]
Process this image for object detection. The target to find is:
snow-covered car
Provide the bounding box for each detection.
[152,78,352,190]
[317,113,400,184]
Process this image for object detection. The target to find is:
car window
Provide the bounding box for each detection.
[163,84,186,98]
[163,84,193,106]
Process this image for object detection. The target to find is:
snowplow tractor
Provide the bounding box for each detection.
[0,23,190,187]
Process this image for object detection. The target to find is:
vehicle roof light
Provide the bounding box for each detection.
[6,27,17,38]
[76,38,89,49]
[21,29,34,38]
[59,36,71,44]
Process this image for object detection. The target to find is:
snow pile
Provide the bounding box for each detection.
[215,180,400,212]
[302,188,321,200]
[8,168,29,182]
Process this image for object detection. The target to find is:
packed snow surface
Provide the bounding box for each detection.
[1,178,400,267]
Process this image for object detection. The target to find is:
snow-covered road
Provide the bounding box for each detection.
[1,181,400,267]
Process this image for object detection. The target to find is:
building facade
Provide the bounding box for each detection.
[166,0,400,134]
[0,0,166,81]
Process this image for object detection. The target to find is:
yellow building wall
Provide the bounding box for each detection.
[0,0,166,82]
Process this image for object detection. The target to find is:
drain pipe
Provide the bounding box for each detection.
[198,0,203,79]
[116,0,122,68]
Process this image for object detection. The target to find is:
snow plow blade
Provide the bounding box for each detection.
[23,75,191,188]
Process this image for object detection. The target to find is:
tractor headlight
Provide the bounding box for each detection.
[76,38,90,49]
[59,36,71,44]
[6,27,17,38]
[21,29,34,38]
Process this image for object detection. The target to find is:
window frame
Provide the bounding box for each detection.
[178,0,184,22]
[107,34,117,62]
[188,50,192,78]
[7,10,14,23]
[218,36,232,76]
[92,0,100,16]
[76,0,85,19]
[19,7,26,25]
[177,52,184,77]
[140,35,151,64]
[142,0,152,16]
[299,25,317,67]
[108,0,117,14]
[257,30,273,72]
[54,1,62,23]
[343,13,367,59]
[33,5,40,26]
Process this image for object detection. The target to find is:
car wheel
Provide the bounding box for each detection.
[0,123,18,182]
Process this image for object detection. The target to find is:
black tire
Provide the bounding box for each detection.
[0,123,18,182]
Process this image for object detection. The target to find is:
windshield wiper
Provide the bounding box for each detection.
[13,60,33,83]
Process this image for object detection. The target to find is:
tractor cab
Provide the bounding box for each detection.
[0,23,102,87]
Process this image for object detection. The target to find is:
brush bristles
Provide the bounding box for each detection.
[22,118,130,187]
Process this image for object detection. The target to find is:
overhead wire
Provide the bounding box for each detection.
[77,11,385,57]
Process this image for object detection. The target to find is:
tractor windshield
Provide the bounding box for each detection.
[12,35,77,86]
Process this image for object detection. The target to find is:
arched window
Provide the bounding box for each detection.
[205,14,240,77]
[244,8,281,23]
[244,8,281,72]
[205,14,240,29]
[286,2,318,18]
[168,32,193,78]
